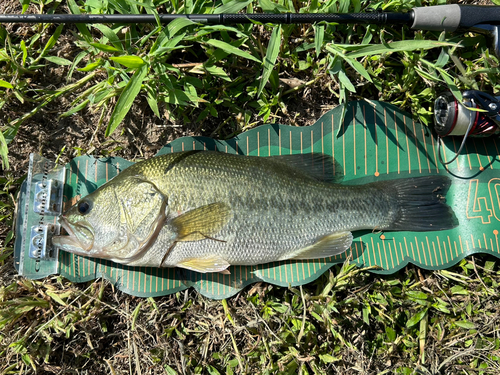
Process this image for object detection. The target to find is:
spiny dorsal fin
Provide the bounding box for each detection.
[267,153,343,183]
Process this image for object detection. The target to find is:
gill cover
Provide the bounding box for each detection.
[104,178,168,263]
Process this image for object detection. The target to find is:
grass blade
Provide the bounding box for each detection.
[204,64,231,82]
[90,43,121,53]
[20,0,30,13]
[326,45,372,83]
[110,56,146,69]
[258,0,287,12]
[338,70,355,92]
[93,24,124,51]
[439,69,463,102]
[43,56,72,66]
[406,308,428,328]
[206,39,261,63]
[0,130,9,169]
[0,79,13,89]
[314,24,324,56]
[258,25,281,96]
[67,0,93,43]
[105,64,148,137]
[214,0,253,14]
[166,18,196,37]
[346,40,457,59]
[38,25,64,59]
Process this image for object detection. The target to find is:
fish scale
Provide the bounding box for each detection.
[53,151,456,273]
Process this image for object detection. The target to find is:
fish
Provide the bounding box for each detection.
[52,151,457,273]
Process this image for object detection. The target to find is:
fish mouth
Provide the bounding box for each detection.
[52,216,94,254]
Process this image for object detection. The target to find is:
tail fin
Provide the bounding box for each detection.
[381,176,457,232]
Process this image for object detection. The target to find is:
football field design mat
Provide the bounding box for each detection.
[15,100,500,299]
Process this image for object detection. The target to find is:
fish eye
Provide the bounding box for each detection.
[78,200,91,215]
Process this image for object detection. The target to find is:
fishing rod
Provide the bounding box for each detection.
[1,5,499,55]
[0,4,499,56]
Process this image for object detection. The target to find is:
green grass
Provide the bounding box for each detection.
[1,0,500,373]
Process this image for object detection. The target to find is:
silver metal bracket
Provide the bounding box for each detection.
[14,154,66,278]
[29,224,60,260]
[33,179,64,215]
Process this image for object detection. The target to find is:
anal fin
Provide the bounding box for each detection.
[177,255,230,273]
[289,231,353,260]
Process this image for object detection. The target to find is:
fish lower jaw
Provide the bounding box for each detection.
[51,235,88,256]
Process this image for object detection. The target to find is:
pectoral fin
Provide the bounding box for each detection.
[177,255,231,273]
[289,231,353,260]
[170,202,231,242]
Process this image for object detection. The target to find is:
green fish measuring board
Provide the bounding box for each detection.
[14,101,500,299]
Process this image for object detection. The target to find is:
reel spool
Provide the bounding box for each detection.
[433,90,500,165]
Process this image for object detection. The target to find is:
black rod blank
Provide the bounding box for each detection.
[0,12,413,25]
[1,5,499,34]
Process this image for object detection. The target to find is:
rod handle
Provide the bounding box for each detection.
[412,5,500,32]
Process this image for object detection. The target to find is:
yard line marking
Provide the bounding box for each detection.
[360,238,366,266]
[394,111,400,174]
[393,238,399,265]
[387,241,395,269]
[353,106,357,175]
[411,119,422,173]
[415,237,423,264]
[257,132,260,156]
[377,242,385,269]
[423,241,431,266]
[450,137,460,170]
[446,236,452,263]
[385,108,389,174]
[279,129,282,155]
[321,122,324,155]
[421,128,432,173]
[464,143,472,170]
[410,243,416,263]
[374,106,379,176]
[311,129,314,153]
[372,237,381,267]
[268,128,271,156]
[343,113,346,175]
[364,105,367,175]
[430,135,440,173]
[76,160,80,184]
[404,116,411,174]
[481,138,493,169]
[473,139,488,170]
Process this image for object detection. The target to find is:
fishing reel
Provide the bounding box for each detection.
[434,90,500,137]
[433,90,500,165]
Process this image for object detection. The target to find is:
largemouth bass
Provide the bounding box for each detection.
[52,151,456,273]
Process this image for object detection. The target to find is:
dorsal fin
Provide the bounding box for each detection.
[267,153,343,183]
